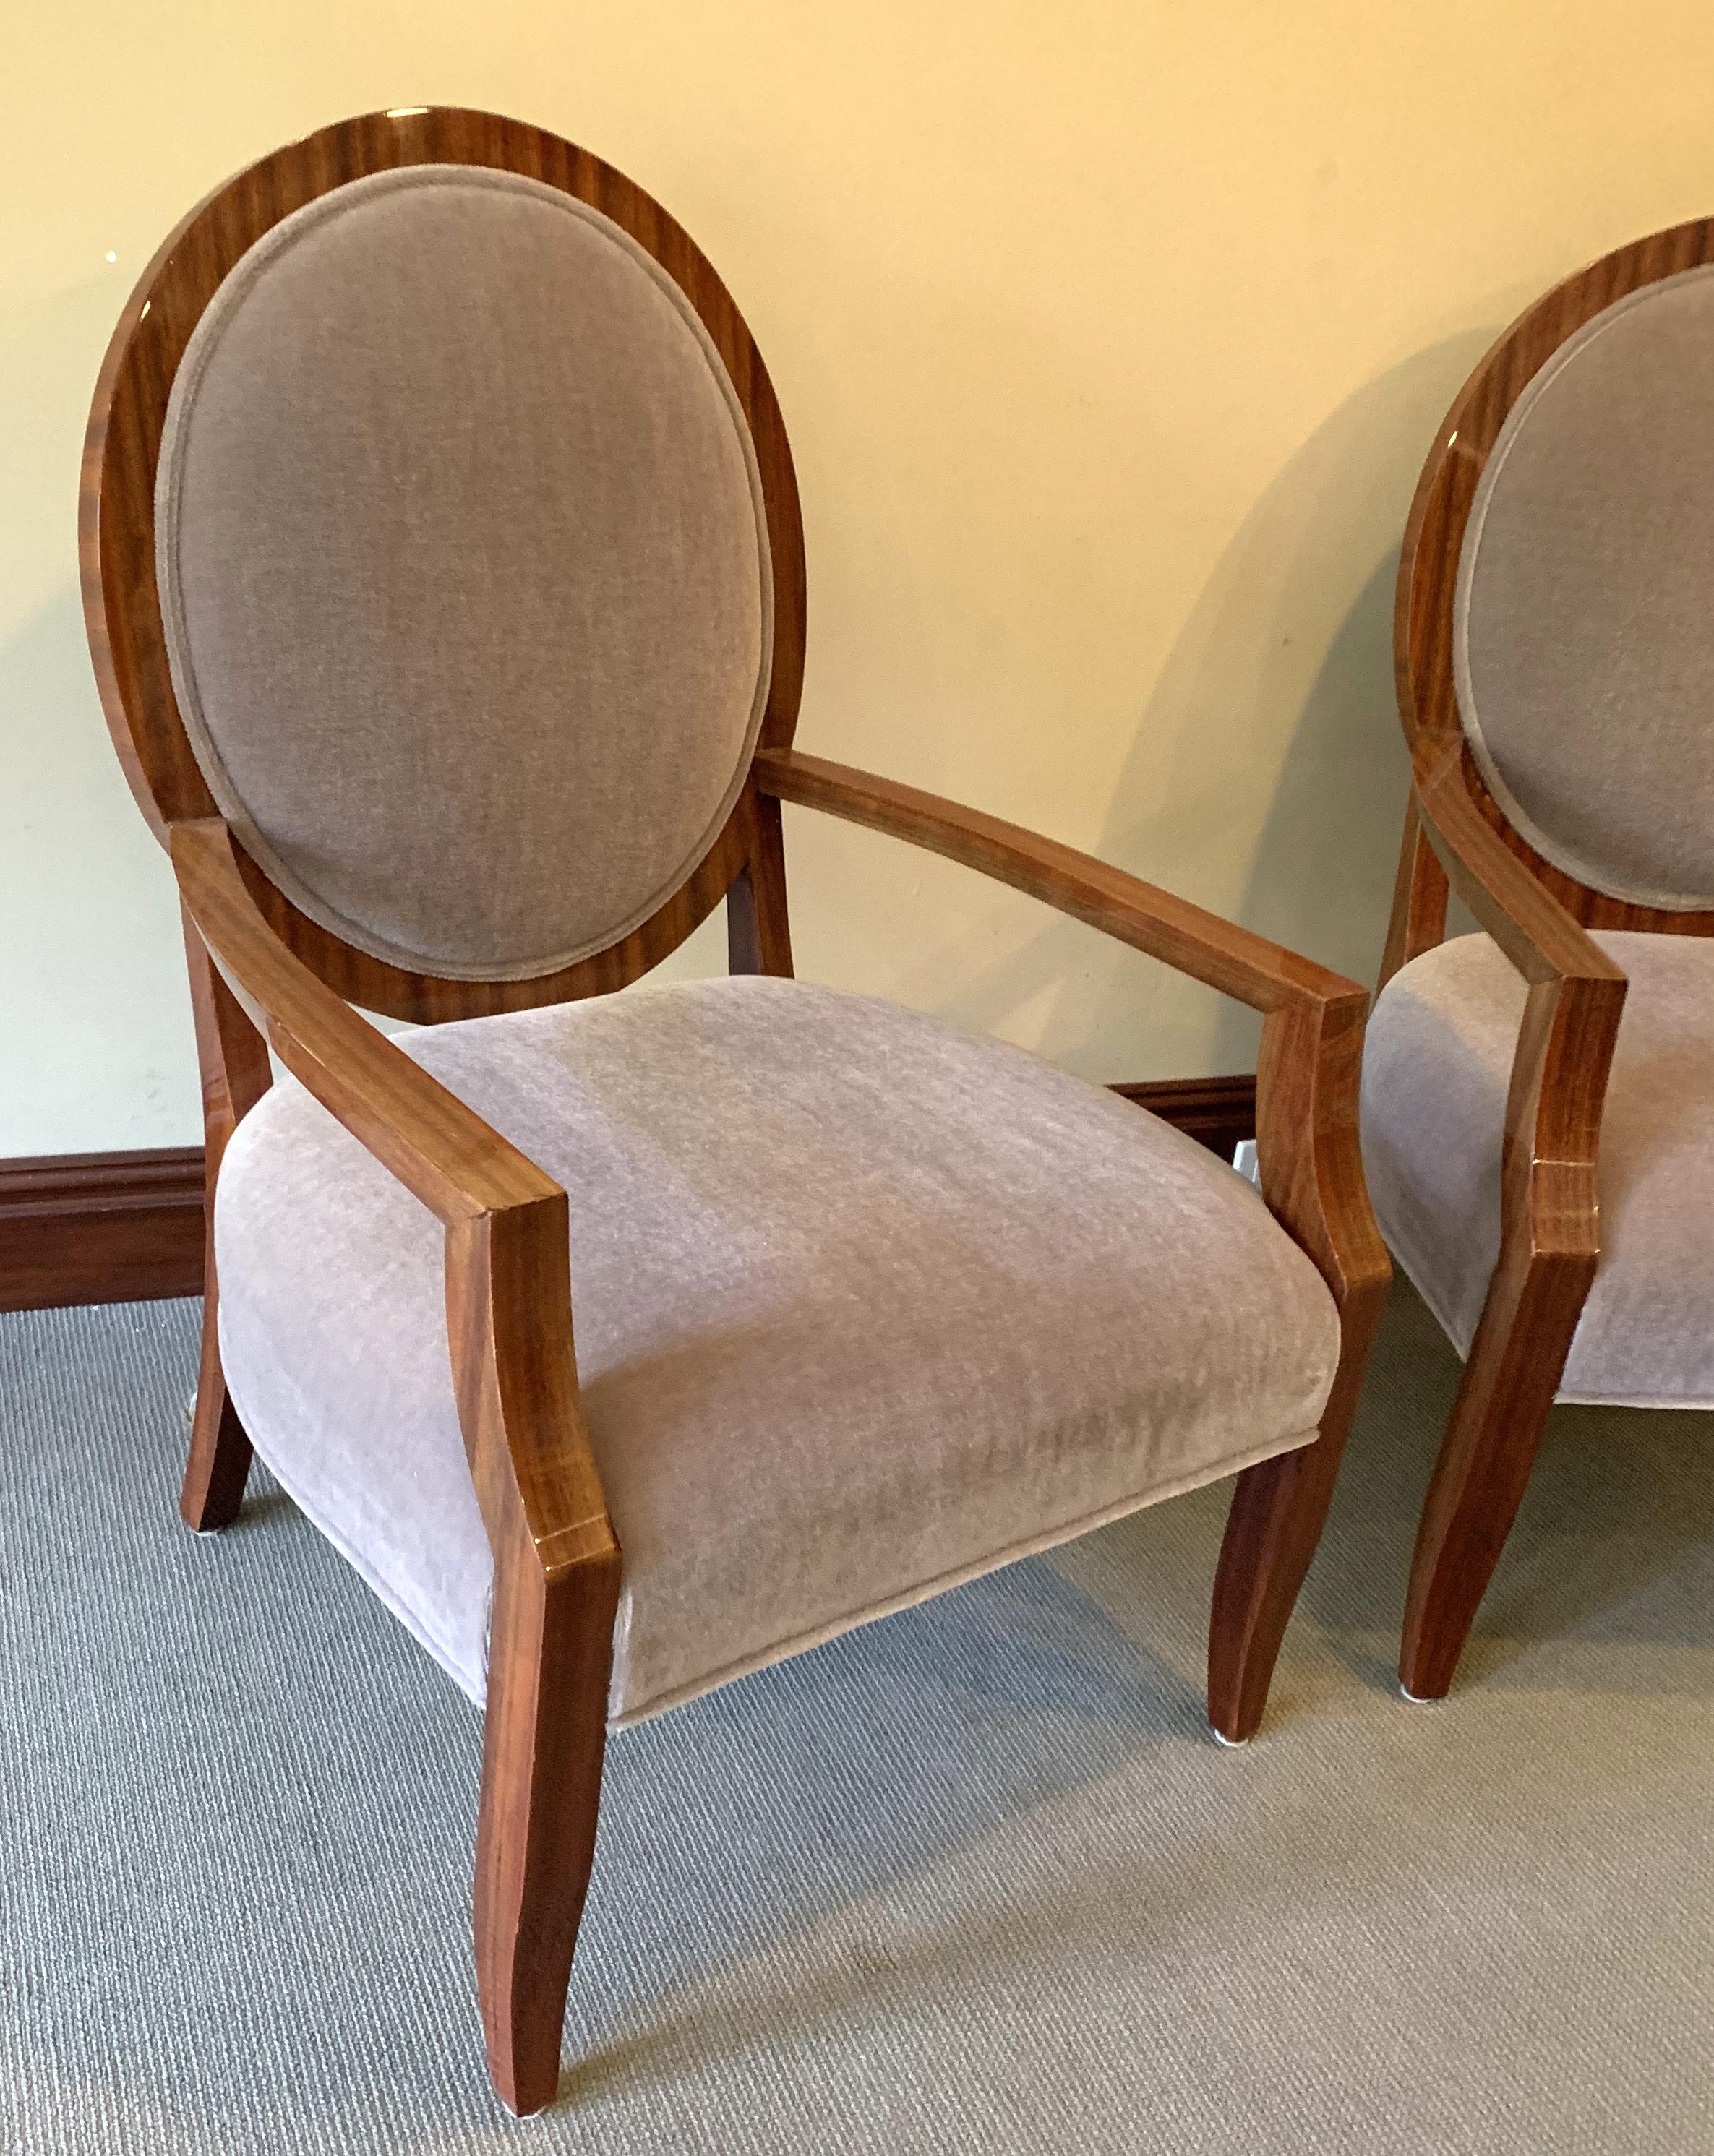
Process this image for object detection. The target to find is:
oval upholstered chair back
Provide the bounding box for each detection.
[1397,223,1714,939]
[83,111,807,1019]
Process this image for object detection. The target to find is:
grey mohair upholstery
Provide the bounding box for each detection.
[1361,932,1714,1409]
[1454,265,1714,911]
[214,979,1341,1725]
[156,166,771,981]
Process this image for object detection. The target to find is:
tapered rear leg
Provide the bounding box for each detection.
[1398,1247,1589,1701]
[181,1252,252,1532]
[179,906,272,1532]
[476,1512,620,2116]
[1207,1271,1386,1743]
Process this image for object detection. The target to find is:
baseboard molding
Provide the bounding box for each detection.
[1110,1073,1257,1159]
[0,1074,1256,1315]
[0,1148,206,1314]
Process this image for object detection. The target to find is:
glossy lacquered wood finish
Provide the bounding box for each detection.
[1387,223,1714,1697]
[89,106,1389,2112]
[80,105,807,1023]
[755,749,1392,1743]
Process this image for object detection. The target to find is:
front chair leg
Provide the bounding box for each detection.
[1207,1292,1382,1743]
[1399,1246,1590,1701]
[476,1506,620,2116]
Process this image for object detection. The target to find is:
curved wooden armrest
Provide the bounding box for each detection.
[1409,733,1628,1260]
[171,816,612,1574]
[753,747,1390,1313]
[755,748,1360,1014]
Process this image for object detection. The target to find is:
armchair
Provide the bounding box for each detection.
[1366,222,1714,1701]
[84,108,1387,2114]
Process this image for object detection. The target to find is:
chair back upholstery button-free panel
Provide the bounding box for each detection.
[82,107,1389,2115]
[1454,264,1714,913]
[156,165,773,982]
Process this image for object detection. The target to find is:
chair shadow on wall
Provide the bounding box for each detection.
[1037,329,1504,1078]
[874,330,1501,1078]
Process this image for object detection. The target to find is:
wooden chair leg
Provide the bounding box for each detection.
[1399,1247,1590,1701]
[475,1508,620,2117]
[180,1247,252,1531]
[1207,1285,1384,1743]
[179,903,271,1532]
[1377,792,1449,992]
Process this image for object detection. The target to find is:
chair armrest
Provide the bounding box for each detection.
[171,819,560,1226]
[755,748,1360,1013]
[1410,733,1627,990]
[1408,732,1628,1263]
[171,816,612,1575]
[753,748,1390,1313]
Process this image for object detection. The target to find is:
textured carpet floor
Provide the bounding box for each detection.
[1,1281,1711,2155]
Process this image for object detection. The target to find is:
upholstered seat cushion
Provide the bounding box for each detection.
[1361,932,1714,1408]
[215,978,1340,1725]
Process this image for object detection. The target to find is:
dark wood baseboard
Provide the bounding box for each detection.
[0,1074,1255,1315]
[0,1148,206,1314]
[1111,1073,1257,1159]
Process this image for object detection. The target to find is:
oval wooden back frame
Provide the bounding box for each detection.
[80,105,809,1021]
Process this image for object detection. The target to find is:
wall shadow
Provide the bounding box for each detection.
[1024,329,1499,1081]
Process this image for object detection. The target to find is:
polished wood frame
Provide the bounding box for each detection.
[1384,219,1714,1701]
[84,108,1387,2114]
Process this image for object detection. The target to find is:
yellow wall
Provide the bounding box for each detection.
[4,2,1713,1149]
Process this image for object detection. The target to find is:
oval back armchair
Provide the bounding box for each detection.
[82,107,1387,2114]
[1368,220,1714,1702]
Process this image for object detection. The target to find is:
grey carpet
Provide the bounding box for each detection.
[2,1282,1711,2155]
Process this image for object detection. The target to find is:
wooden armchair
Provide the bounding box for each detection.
[1368,222,1714,1703]
[82,108,1388,2116]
